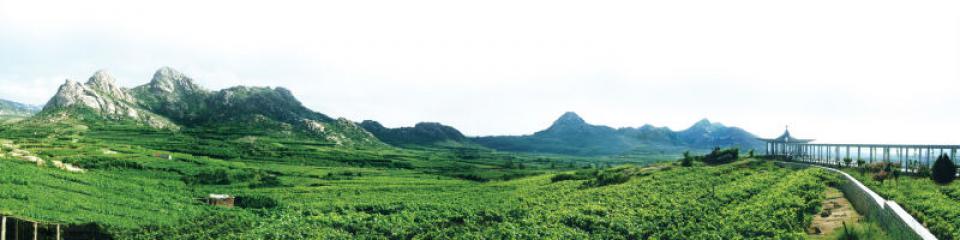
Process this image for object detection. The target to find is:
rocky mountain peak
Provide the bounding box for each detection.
[148,66,203,94]
[40,67,378,145]
[552,111,586,127]
[84,70,134,102]
[87,70,116,86]
[43,73,177,130]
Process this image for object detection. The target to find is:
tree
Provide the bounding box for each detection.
[931,153,957,185]
[857,159,866,175]
[681,151,693,167]
[843,158,852,168]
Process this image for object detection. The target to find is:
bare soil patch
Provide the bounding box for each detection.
[807,187,861,237]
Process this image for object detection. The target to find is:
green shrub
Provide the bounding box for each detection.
[551,169,598,183]
[931,154,956,184]
[829,221,891,240]
[702,147,739,165]
[453,173,489,182]
[236,195,280,209]
[915,161,931,177]
[583,166,647,187]
[591,172,631,186]
[62,156,144,170]
[680,151,693,167]
[182,168,282,186]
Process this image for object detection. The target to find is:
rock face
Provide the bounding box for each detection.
[43,71,177,129]
[40,67,380,146]
[131,67,210,123]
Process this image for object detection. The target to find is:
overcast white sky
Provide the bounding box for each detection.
[0,0,958,144]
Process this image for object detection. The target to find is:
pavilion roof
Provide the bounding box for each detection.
[758,129,814,143]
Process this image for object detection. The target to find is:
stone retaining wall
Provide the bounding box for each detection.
[775,161,937,240]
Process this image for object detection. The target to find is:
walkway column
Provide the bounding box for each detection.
[921,147,927,166]
[817,145,822,163]
[952,148,957,164]
[33,222,37,240]
[56,224,60,240]
[857,146,861,162]
[846,146,850,160]
[835,146,840,163]
[2,216,6,240]
[885,147,890,162]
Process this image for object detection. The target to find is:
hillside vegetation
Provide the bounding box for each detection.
[0,117,837,239]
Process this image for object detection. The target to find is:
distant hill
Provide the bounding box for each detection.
[36,67,380,146]
[359,120,474,148]
[473,112,763,156]
[0,99,40,123]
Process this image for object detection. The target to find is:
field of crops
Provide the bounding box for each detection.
[0,121,844,239]
[846,170,960,239]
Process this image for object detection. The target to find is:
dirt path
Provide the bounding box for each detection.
[807,187,860,237]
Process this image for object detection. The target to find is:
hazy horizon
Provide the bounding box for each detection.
[1,0,957,144]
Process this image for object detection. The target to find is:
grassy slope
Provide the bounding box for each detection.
[0,119,837,239]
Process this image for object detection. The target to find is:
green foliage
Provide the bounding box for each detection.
[181,168,281,187]
[236,195,280,209]
[550,169,597,182]
[582,165,659,187]
[847,168,960,239]
[827,221,891,240]
[681,151,693,166]
[702,147,739,165]
[932,154,957,184]
[0,117,836,239]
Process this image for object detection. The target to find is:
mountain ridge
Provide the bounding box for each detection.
[359,120,470,147]
[0,98,41,123]
[37,67,379,146]
[473,112,763,156]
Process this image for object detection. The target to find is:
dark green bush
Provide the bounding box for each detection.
[236,195,280,209]
[931,154,956,184]
[453,173,489,182]
[182,168,282,186]
[702,147,739,165]
[62,156,144,170]
[551,169,597,183]
[591,172,631,186]
[680,151,693,167]
[584,167,642,187]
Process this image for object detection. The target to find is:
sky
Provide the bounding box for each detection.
[0,0,958,144]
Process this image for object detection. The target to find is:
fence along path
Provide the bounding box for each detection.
[1,215,63,240]
[776,161,937,240]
